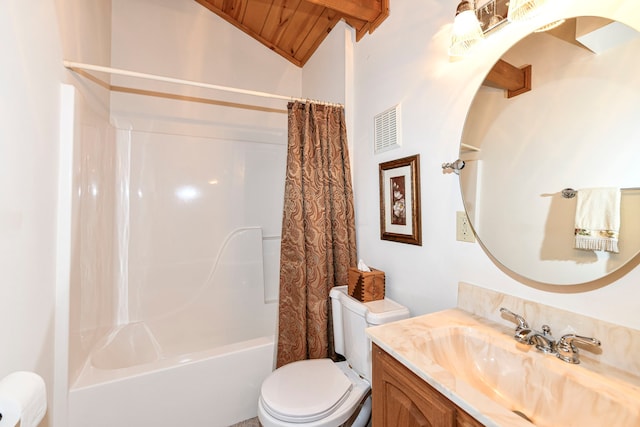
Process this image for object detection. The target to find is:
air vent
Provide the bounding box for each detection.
[374,104,401,154]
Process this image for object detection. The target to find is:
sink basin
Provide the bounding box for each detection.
[424,326,640,426]
[367,309,640,427]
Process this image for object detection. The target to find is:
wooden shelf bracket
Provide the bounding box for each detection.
[484,59,532,98]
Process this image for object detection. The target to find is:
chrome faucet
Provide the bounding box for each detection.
[499,307,600,364]
[523,324,556,354]
[500,308,556,353]
[499,307,529,338]
[556,334,601,364]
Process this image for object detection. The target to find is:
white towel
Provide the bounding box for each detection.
[574,187,621,253]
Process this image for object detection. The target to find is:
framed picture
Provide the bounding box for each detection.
[379,154,422,246]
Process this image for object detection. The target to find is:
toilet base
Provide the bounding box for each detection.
[258,395,371,427]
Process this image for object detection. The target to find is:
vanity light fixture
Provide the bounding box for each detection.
[449,0,566,58]
[508,0,566,32]
[507,0,548,22]
[449,0,485,57]
[477,0,510,33]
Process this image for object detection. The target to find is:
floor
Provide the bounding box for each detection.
[229,417,261,427]
[230,416,373,427]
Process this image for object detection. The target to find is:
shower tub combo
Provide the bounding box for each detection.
[69,128,285,427]
[69,227,278,427]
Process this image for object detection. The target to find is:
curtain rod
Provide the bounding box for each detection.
[62,60,343,107]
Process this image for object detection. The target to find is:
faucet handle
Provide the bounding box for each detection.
[500,307,530,329]
[556,334,601,364]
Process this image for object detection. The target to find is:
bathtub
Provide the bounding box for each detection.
[69,329,275,427]
[69,227,279,427]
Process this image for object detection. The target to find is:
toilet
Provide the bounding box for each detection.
[258,285,410,427]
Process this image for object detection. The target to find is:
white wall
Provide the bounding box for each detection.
[302,21,356,167]
[302,21,350,105]
[1,2,63,427]
[1,1,113,426]
[349,0,640,329]
[109,0,300,134]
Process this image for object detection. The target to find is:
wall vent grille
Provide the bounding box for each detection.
[374,104,401,154]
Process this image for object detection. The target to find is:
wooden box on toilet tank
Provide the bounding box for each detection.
[347,267,385,302]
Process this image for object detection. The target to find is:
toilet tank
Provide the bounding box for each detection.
[330,286,410,381]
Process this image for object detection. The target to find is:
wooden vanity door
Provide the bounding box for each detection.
[372,344,456,427]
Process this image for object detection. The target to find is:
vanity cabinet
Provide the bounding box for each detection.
[372,344,483,427]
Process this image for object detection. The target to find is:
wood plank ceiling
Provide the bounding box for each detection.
[194,0,390,67]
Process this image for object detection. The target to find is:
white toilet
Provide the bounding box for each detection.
[258,285,410,427]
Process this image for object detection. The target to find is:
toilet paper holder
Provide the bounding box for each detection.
[0,371,47,427]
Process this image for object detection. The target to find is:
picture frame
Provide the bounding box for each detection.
[379,154,422,246]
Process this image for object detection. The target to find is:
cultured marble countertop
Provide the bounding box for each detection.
[367,308,532,426]
[366,308,640,427]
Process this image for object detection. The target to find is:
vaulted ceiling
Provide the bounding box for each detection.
[194,0,389,67]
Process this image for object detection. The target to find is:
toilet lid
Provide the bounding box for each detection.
[261,358,353,423]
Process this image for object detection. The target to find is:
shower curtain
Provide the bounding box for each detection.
[276,101,357,368]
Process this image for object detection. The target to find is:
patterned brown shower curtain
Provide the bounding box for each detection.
[276,101,357,368]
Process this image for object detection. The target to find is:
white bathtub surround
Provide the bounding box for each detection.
[68,225,278,426]
[64,2,299,424]
[68,121,284,426]
[457,282,640,376]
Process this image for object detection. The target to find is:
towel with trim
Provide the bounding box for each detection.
[574,187,621,253]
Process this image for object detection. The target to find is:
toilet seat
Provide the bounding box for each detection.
[260,359,353,423]
[259,286,409,427]
[258,359,371,427]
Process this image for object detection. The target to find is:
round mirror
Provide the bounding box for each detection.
[460,17,640,285]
